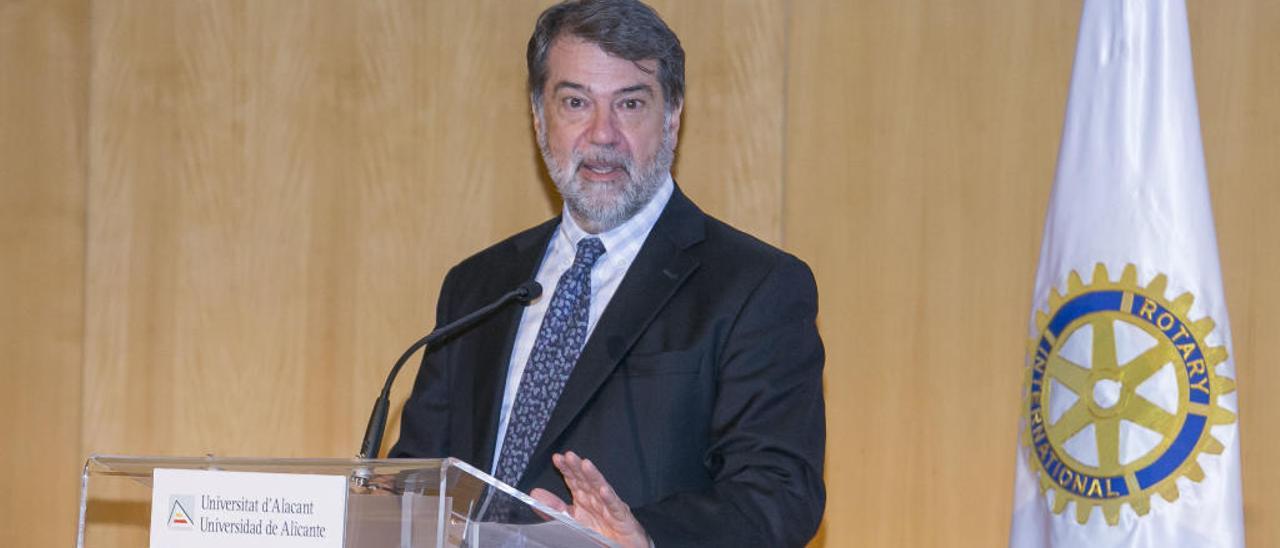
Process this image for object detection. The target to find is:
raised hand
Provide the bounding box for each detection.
[530,451,651,548]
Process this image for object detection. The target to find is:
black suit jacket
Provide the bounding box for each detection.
[391,187,825,547]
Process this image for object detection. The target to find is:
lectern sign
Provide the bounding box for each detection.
[149,468,348,548]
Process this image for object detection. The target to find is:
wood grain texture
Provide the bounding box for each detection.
[81,0,785,457]
[788,0,1280,545]
[0,1,86,547]
[651,0,787,245]
[1190,1,1280,545]
[82,0,553,461]
[785,1,1081,545]
[74,1,782,541]
[7,0,1279,546]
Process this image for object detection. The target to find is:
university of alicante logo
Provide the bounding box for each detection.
[1022,264,1236,525]
[167,495,196,530]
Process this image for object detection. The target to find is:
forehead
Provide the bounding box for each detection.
[544,37,660,96]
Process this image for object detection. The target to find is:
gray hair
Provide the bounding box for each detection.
[527,0,685,112]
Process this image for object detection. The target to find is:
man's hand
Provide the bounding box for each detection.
[530,451,651,548]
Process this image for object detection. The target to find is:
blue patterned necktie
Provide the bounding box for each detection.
[495,237,606,487]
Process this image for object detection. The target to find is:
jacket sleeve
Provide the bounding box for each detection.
[387,266,459,459]
[631,255,827,547]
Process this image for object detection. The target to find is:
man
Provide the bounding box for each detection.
[391,1,825,546]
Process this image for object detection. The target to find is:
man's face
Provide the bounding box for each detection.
[534,37,682,234]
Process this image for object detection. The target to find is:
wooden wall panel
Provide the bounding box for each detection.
[785,1,1079,545]
[82,0,552,461]
[652,0,787,245]
[787,0,1280,546]
[1191,2,1280,546]
[7,0,1276,546]
[73,1,783,542]
[0,1,86,546]
[81,0,784,452]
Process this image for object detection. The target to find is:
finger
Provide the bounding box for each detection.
[573,459,620,519]
[553,452,581,486]
[578,458,609,497]
[576,468,609,514]
[580,459,632,522]
[566,454,618,517]
[599,483,633,522]
[577,458,609,505]
[530,487,570,513]
[561,451,585,479]
[554,453,644,545]
[579,457,607,485]
[551,453,582,490]
[558,453,591,498]
[527,488,570,522]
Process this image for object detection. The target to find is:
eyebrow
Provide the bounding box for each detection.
[616,84,654,97]
[553,81,588,94]
[552,81,655,98]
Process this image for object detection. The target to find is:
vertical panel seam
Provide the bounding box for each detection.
[79,0,93,466]
[779,0,793,248]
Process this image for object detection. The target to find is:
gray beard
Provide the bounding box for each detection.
[537,115,676,234]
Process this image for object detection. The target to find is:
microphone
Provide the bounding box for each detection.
[358,280,542,459]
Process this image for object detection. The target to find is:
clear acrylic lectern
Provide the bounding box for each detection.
[77,455,613,547]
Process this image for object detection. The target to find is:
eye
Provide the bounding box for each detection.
[620,98,644,110]
[564,96,586,109]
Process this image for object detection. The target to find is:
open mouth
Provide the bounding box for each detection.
[578,160,628,180]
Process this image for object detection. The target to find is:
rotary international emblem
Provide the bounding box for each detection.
[1023,263,1236,525]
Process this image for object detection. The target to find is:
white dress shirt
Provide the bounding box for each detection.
[490,175,675,471]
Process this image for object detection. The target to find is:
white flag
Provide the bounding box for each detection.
[1009,0,1245,546]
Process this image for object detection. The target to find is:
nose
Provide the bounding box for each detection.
[587,104,621,147]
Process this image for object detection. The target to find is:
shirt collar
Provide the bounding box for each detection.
[557,173,675,253]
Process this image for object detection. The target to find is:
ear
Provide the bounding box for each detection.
[531,100,544,139]
[667,101,684,137]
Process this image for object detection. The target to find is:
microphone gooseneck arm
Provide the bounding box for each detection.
[358,280,542,459]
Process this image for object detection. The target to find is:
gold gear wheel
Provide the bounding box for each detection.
[1023,263,1236,525]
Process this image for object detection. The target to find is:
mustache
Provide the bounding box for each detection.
[573,148,633,174]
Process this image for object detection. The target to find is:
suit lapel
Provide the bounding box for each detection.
[523,187,706,484]
[465,219,557,471]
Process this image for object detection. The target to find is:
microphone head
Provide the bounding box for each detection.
[516,280,542,304]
